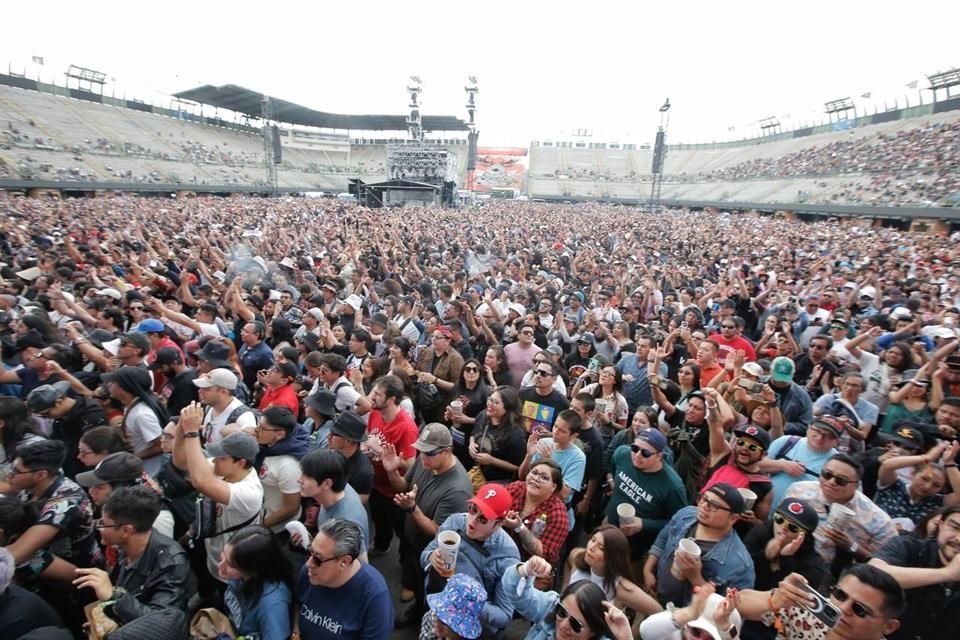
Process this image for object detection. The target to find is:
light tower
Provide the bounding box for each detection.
[464,76,479,192]
[406,76,423,141]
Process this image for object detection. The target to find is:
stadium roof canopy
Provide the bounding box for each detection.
[174,84,470,132]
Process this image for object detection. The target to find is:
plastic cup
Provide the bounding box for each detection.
[449,400,463,416]
[827,503,855,530]
[616,503,636,525]
[738,488,758,512]
[670,538,701,579]
[436,530,461,578]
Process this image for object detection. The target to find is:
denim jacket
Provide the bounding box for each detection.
[650,506,755,599]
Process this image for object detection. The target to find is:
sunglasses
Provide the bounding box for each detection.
[820,469,855,487]
[520,330,535,336]
[721,324,736,329]
[533,369,553,377]
[736,438,762,453]
[423,447,448,457]
[630,444,657,458]
[467,502,494,525]
[463,366,480,373]
[307,552,341,566]
[773,514,805,535]
[831,586,878,618]
[554,602,586,634]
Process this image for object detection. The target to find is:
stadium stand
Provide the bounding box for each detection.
[0,83,467,190]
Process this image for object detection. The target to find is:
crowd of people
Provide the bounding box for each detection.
[0,194,959,640]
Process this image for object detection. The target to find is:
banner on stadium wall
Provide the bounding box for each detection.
[474,147,527,192]
[831,119,854,132]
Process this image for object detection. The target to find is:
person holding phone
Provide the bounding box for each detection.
[735,564,905,640]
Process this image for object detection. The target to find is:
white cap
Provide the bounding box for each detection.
[686,593,743,640]
[96,287,123,301]
[344,294,363,312]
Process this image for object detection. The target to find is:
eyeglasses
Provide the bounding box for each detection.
[527,469,554,482]
[255,424,285,432]
[423,447,449,457]
[630,444,657,458]
[94,519,126,530]
[7,466,37,476]
[533,369,553,377]
[820,469,855,487]
[736,439,763,453]
[554,602,585,634]
[773,514,804,534]
[698,494,732,512]
[466,502,493,525]
[464,366,480,373]
[830,586,879,619]
[307,551,341,566]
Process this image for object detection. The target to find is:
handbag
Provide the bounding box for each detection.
[467,464,487,493]
[189,607,236,640]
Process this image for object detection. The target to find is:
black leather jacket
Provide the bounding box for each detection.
[106,530,189,624]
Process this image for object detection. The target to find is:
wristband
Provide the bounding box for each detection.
[849,541,859,555]
[403,504,416,514]
[516,523,527,533]
[945,463,958,468]
[183,432,201,439]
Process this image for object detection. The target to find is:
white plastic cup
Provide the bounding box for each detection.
[827,503,855,530]
[436,530,461,578]
[738,488,758,512]
[616,503,636,525]
[671,538,701,579]
[449,400,463,416]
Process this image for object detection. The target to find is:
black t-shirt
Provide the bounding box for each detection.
[667,410,710,457]
[873,535,960,640]
[345,447,374,497]
[54,396,107,480]
[164,367,199,417]
[473,410,527,483]
[577,425,605,487]
[518,387,570,433]
[792,354,838,400]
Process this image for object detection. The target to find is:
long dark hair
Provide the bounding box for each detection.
[80,426,131,456]
[546,580,609,639]
[457,358,488,394]
[269,318,296,348]
[227,525,294,603]
[492,385,522,431]
[678,361,701,392]
[573,524,636,595]
[0,396,39,460]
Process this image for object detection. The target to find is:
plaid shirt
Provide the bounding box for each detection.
[504,481,569,566]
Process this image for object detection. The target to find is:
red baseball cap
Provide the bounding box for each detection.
[469,484,512,520]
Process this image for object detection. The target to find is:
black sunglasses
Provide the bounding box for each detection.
[773,514,804,535]
[630,444,657,458]
[463,366,480,373]
[820,469,855,487]
[423,447,448,457]
[831,586,878,618]
[554,602,585,634]
[736,438,762,453]
[533,369,553,377]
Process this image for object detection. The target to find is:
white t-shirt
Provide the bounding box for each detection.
[153,509,175,539]
[205,468,264,581]
[326,376,362,413]
[125,403,163,477]
[258,454,303,533]
[202,399,258,443]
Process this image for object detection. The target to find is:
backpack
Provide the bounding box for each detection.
[187,495,260,551]
[224,403,262,428]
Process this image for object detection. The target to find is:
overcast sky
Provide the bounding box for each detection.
[3,1,958,147]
